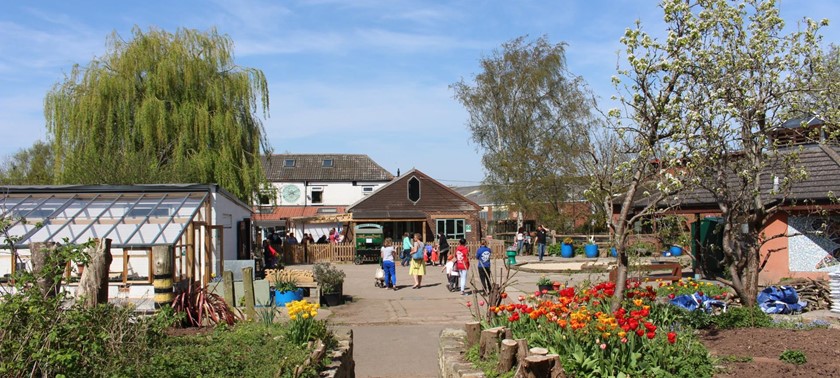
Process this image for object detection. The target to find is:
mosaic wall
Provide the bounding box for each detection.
[787,216,840,272]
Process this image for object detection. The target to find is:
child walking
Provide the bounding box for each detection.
[442,255,458,292]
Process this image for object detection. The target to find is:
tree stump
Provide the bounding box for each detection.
[529,347,548,356]
[546,354,566,378]
[77,238,112,308]
[465,321,481,347]
[479,326,505,359]
[497,339,518,373]
[517,355,563,378]
[30,242,62,298]
[515,338,529,365]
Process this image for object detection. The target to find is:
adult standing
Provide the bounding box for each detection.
[401,232,412,266]
[515,227,525,254]
[454,239,470,295]
[380,237,398,290]
[476,239,492,294]
[437,233,450,266]
[536,225,548,261]
[409,233,426,289]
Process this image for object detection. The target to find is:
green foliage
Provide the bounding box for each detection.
[127,323,331,378]
[648,302,714,331]
[312,263,345,294]
[451,35,597,226]
[656,278,729,298]
[274,275,299,292]
[718,354,753,363]
[0,238,178,377]
[547,243,562,256]
[779,349,807,365]
[536,275,552,286]
[657,215,688,247]
[464,344,515,378]
[44,27,271,203]
[712,306,773,329]
[0,141,55,185]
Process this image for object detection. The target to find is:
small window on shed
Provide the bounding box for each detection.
[362,186,374,195]
[407,176,420,203]
[284,159,296,167]
[322,159,333,167]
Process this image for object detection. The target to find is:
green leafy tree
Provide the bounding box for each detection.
[451,35,597,229]
[678,0,830,305]
[44,27,270,202]
[0,141,55,185]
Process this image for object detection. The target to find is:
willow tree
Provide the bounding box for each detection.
[451,36,597,230]
[44,27,270,202]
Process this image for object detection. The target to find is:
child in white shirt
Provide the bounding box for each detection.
[442,257,459,292]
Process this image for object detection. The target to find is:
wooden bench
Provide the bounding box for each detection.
[609,262,683,283]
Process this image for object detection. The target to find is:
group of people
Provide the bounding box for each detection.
[379,233,494,296]
[515,225,549,261]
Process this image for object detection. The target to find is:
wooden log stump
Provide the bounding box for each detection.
[77,238,112,308]
[515,338,529,365]
[529,347,548,356]
[546,354,566,378]
[517,355,561,378]
[30,242,62,298]
[497,339,518,373]
[479,326,505,359]
[504,328,513,340]
[465,321,481,347]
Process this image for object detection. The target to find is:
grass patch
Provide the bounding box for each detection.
[464,344,515,378]
[779,349,807,365]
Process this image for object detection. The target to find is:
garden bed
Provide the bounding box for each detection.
[700,327,840,377]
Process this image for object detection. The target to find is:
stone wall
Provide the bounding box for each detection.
[321,327,355,378]
[438,328,485,378]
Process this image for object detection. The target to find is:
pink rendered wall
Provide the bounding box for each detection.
[759,212,828,284]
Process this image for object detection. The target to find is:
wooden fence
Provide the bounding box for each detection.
[281,240,507,265]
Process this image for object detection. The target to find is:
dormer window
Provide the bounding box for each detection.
[284,159,296,167]
[322,159,333,167]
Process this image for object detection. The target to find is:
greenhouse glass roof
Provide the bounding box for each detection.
[1,191,208,248]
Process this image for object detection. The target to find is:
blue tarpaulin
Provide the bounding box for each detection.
[669,292,727,313]
[757,286,807,314]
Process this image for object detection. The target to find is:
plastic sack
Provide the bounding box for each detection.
[757,286,807,314]
[670,292,727,313]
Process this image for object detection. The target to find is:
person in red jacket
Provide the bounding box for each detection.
[454,238,470,295]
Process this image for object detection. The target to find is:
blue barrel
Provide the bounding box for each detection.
[274,288,304,306]
[669,245,683,256]
[585,244,599,258]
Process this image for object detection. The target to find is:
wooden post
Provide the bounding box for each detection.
[465,321,481,347]
[186,223,195,282]
[242,267,256,320]
[222,270,235,307]
[30,242,62,298]
[546,354,565,378]
[497,339,518,373]
[479,326,504,359]
[77,238,112,307]
[152,245,174,309]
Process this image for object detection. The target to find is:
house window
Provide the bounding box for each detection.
[322,159,333,167]
[436,219,466,241]
[311,187,323,204]
[407,176,420,203]
[362,186,374,195]
[284,159,296,167]
[258,190,274,205]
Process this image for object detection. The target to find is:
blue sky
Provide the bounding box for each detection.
[1,1,837,185]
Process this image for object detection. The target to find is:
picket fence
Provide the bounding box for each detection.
[281,240,508,265]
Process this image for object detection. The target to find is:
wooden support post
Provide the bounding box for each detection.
[479,326,504,359]
[465,321,481,348]
[497,339,518,373]
[242,267,256,320]
[30,242,62,298]
[77,238,112,308]
[222,270,235,307]
[186,223,195,282]
[152,245,174,309]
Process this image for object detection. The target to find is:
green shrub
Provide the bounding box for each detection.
[648,302,714,330]
[127,322,334,377]
[712,306,772,329]
[779,349,807,365]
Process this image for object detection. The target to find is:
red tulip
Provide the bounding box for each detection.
[646,331,656,339]
[667,332,677,344]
